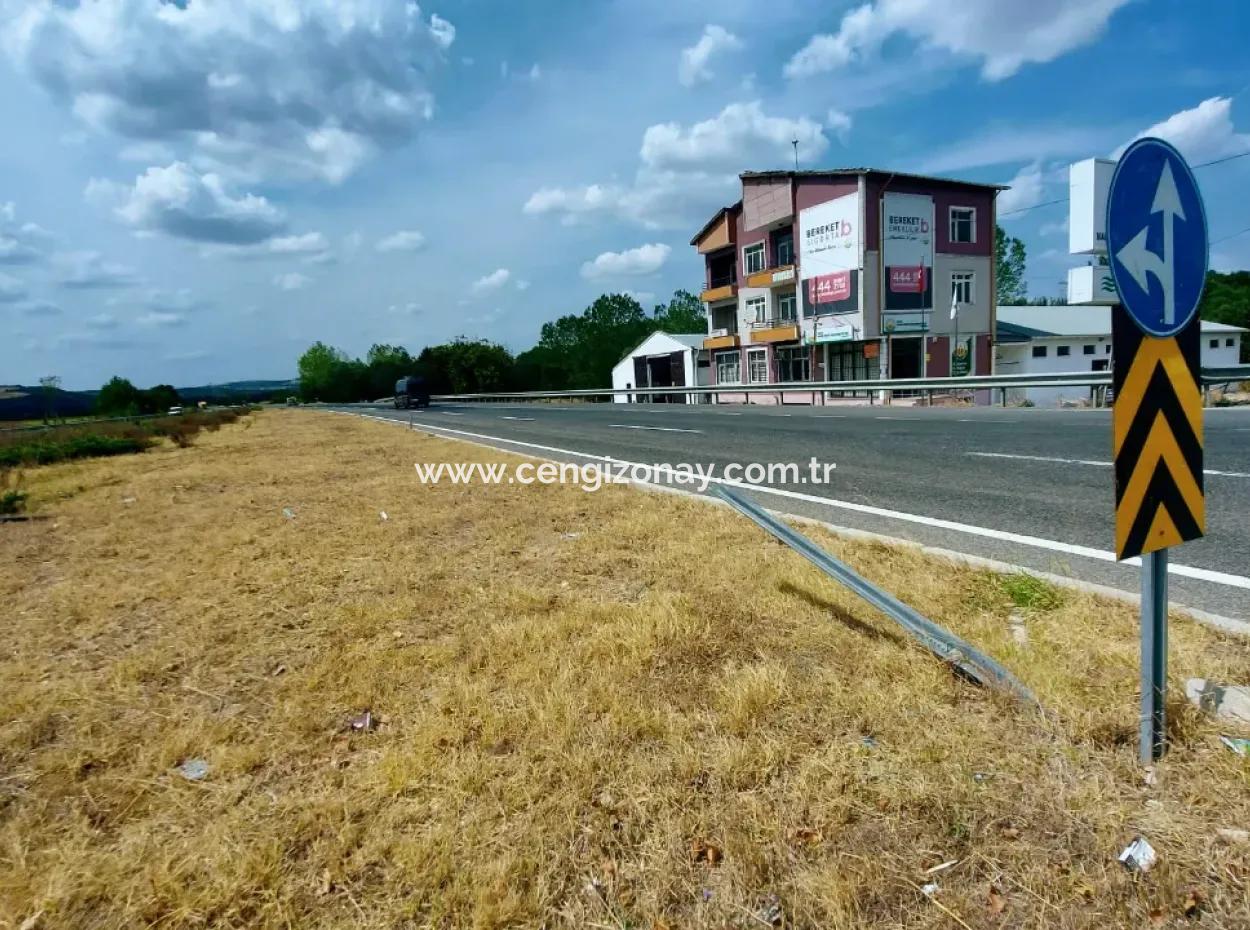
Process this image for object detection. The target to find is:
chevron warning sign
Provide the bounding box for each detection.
[1112,306,1204,561]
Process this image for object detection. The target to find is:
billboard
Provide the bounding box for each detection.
[1067,263,1118,305]
[1069,158,1113,255]
[882,193,934,322]
[799,193,861,335]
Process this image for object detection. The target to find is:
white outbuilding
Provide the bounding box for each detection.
[611,331,710,403]
[995,304,1245,407]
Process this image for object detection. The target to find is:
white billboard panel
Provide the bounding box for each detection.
[1069,158,1113,254]
[1067,263,1118,305]
[798,193,862,339]
[882,192,934,332]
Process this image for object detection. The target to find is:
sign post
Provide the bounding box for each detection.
[1105,137,1208,764]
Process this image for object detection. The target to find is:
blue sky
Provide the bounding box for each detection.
[1,0,1248,389]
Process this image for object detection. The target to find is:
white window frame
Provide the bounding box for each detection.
[715,350,741,384]
[743,242,766,276]
[949,206,976,244]
[746,294,768,325]
[951,271,974,305]
[776,290,797,322]
[747,347,769,384]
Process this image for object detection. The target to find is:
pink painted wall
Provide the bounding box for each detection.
[864,176,995,256]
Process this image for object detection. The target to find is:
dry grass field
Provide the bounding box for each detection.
[1,409,1249,929]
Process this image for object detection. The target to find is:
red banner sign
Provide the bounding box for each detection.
[889,265,926,293]
[808,271,851,304]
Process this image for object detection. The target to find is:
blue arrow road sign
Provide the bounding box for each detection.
[1106,138,1208,338]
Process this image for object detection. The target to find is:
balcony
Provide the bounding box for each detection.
[700,271,737,304]
[703,327,740,350]
[749,317,800,345]
[745,264,797,289]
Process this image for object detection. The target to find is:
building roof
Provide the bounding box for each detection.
[996,305,1248,338]
[689,201,741,247]
[615,331,706,366]
[740,168,1010,191]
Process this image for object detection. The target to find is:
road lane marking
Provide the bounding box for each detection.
[814,414,847,418]
[500,416,535,421]
[875,416,929,421]
[608,424,702,434]
[359,412,1250,592]
[967,451,1250,478]
[959,418,1018,423]
[440,411,464,416]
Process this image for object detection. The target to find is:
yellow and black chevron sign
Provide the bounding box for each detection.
[1113,306,1204,561]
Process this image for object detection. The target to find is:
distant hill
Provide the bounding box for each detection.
[0,386,96,421]
[0,379,300,421]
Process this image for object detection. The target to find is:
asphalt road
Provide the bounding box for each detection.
[334,400,1250,622]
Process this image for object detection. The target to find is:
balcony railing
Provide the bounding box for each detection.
[749,315,797,329]
[706,271,736,289]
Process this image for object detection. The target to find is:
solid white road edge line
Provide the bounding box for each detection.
[356,411,1250,592]
[967,450,1250,478]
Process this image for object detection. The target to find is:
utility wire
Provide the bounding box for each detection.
[997,149,1250,218]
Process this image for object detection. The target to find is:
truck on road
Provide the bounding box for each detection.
[393,376,431,410]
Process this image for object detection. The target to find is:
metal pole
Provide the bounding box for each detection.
[1140,549,1169,763]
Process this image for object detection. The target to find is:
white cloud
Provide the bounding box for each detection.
[471,268,511,294]
[526,101,829,230]
[640,101,828,173]
[0,203,51,264]
[515,279,531,292]
[376,230,427,253]
[785,0,1130,82]
[135,310,187,327]
[996,162,1049,216]
[678,25,742,87]
[387,302,423,315]
[4,0,457,185]
[528,64,542,82]
[273,272,311,291]
[623,290,656,306]
[270,233,329,255]
[86,312,119,329]
[54,251,139,289]
[1117,97,1250,164]
[826,109,853,143]
[918,124,1115,173]
[0,272,27,302]
[92,162,286,244]
[581,243,671,280]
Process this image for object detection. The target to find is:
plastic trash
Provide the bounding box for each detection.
[282,507,295,519]
[177,758,209,781]
[349,710,374,732]
[1118,836,1157,873]
[921,883,940,897]
[1221,735,1250,756]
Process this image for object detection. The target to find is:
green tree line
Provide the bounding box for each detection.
[295,289,706,401]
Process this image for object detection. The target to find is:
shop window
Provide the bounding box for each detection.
[776,346,809,382]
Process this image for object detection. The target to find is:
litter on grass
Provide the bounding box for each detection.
[1118,836,1157,873]
[1221,735,1250,756]
[177,758,210,781]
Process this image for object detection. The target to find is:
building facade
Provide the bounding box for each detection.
[995,305,1245,407]
[691,169,1006,402]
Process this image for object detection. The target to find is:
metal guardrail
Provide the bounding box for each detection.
[710,484,1040,706]
[0,406,248,434]
[422,366,1249,403]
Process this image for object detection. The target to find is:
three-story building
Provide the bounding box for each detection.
[691,169,1008,402]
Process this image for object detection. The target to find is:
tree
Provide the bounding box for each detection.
[38,375,61,423]
[365,343,414,398]
[532,293,652,390]
[96,376,142,415]
[1199,270,1250,362]
[417,339,514,394]
[297,342,359,401]
[652,289,706,334]
[141,384,181,413]
[995,224,1027,304]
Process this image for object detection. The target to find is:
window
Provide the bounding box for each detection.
[776,346,809,382]
[746,295,767,325]
[1083,344,1096,355]
[774,232,794,267]
[1210,338,1219,349]
[951,272,974,305]
[747,348,769,383]
[949,207,976,244]
[1057,345,1070,357]
[776,290,797,321]
[1227,338,1236,347]
[743,243,766,275]
[1105,345,1112,354]
[1032,345,1048,358]
[716,351,741,384]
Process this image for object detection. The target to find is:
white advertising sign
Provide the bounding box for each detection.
[1067,263,1118,305]
[798,193,862,335]
[1069,158,1113,255]
[882,192,934,323]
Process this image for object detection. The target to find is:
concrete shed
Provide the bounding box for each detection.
[611,331,710,403]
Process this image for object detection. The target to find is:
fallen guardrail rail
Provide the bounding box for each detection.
[710,483,1040,707]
